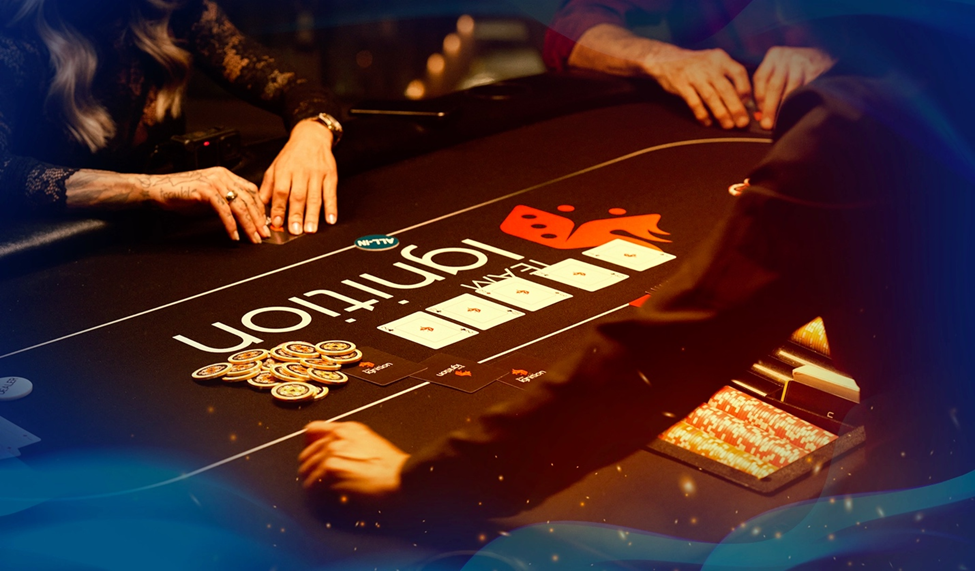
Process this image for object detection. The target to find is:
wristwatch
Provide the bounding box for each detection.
[312,112,343,146]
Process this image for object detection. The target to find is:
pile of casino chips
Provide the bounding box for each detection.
[659,386,837,478]
[191,340,362,404]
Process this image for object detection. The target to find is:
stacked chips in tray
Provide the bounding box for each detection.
[191,340,362,404]
[659,386,837,478]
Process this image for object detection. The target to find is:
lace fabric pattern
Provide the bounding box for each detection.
[0,0,340,215]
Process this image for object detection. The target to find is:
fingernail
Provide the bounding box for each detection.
[736,117,749,128]
[762,119,773,130]
[327,213,336,225]
[273,216,283,228]
[252,231,263,243]
[305,222,317,233]
[291,222,302,235]
[232,231,240,241]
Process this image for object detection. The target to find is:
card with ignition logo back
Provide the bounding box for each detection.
[411,353,505,393]
[493,353,552,390]
[344,347,427,386]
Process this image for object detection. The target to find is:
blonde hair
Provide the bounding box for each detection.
[10,0,191,152]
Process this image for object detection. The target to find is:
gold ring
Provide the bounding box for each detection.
[225,190,237,203]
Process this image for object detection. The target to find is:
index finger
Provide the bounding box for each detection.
[305,421,340,441]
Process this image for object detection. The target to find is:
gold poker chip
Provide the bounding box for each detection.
[192,362,232,380]
[270,363,305,383]
[225,361,261,376]
[248,372,280,390]
[228,349,269,364]
[281,342,319,359]
[330,349,363,365]
[316,340,356,356]
[272,382,315,403]
[222,368,261,383]
[307,369,348,385]
[282,363,311,380]
[313,385,329,400]
[261,358,278,371]
[269,347,302,362]
[301,357,342,371]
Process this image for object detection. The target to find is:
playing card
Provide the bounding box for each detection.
[427,293,524,330]
[411,353,505,393]
[345,346,427,386]
[474,276,572,311]
[530,258,628,292]
[582,238,676,272]
[492,353,552,390]
[377,312,478,349]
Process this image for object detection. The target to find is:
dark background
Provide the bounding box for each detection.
[187,0,562,143]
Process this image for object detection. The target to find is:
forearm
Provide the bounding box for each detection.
[568,23,669,77]
[64,169,148,209]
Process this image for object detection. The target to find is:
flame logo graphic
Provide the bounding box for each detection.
[420,326,434,332]
[360,361,375,368]
[454,370,472,377]
[511,369,530,376]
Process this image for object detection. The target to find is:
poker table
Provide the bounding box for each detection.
[0,72,865,569]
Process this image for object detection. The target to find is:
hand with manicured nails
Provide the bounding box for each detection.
[260,119,338,236]
[299,421,409,498]
[148,168,269,244]
[65,167,270,243]
[753,47,834,130]
[644,45,752,130]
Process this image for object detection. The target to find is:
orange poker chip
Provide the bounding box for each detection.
[301,357,342,371]
[316,340,356,356]
[192,362,232,380]
[280,342,319,359]
[307,369,348,386]
[228,348,269,364]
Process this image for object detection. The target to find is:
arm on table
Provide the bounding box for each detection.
[178,0,342,235]
[300,178,831,518]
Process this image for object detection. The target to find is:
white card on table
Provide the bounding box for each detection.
[474,276,571,312]
[530,258,628,292]
[582,238,676,272]
[427,293,524,330]
[378,312,478,349]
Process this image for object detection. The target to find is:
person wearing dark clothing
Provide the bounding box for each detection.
[0,0,343,240]
[298,9,975,524]
[543,0,834,130]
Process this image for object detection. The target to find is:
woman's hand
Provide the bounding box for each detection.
[66,167,270,243]
[260,119,338,235]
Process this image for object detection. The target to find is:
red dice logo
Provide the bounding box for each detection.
[500,205,670,250]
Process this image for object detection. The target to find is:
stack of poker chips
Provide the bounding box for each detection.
[191,340,362,404]
[659,386,837,479]
[790,317,830,357]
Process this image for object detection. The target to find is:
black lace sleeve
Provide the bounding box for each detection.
[175,0,342,130]
[0,35,78,214]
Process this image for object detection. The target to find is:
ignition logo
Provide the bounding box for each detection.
[500,204,671,250]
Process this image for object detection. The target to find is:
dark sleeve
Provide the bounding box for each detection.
[0,36,78,214]
[175,0,341,130]
[543,0,671,71]
[397,84,871,519]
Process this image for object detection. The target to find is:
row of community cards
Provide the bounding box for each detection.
[378,239,676,349]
